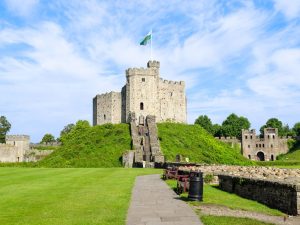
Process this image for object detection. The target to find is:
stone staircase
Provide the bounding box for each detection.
[123,112,164,168]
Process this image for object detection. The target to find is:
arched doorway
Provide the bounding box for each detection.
[271,155,274,161]
[257,151,265,161]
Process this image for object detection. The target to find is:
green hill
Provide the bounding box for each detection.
[157,123,251,165]
[38,121,251,167]
[38,121,131,167]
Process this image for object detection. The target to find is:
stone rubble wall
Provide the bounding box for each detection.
[218,175,300,215]
[24,149,54,162]
[177,164,300,183]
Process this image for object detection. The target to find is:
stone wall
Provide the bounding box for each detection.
[218,175,300,215]
[158,79,186,123]
[93,91,122,125]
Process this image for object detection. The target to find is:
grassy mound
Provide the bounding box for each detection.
[157,123,252,165]
[38,121,131,168]
[36,121,251,167]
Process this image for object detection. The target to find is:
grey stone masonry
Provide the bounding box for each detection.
[126,113,164,167]
[218,175,300,215]
[126,174,203,225]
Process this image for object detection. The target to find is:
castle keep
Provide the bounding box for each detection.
[93,60,187,125]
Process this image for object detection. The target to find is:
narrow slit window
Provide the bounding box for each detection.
[142,78,145,82]
[140,102,144,110]
[104,114,106,120]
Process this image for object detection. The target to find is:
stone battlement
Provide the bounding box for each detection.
[96,91,120,97]
[215,136,237,140]
[147,60,160,68]
[159,78,185,86]
[6,135,30,141]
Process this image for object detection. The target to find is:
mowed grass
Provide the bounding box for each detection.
[0,168,161,225]
[165,180,284,216]
[200,215,274,225]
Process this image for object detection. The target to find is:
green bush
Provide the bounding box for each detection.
[204,174,214,183]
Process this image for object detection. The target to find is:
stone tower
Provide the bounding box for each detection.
[93,60,187,125]
[125,61,160,122]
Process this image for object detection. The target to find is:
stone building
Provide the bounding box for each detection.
[0,135,54,163]
[241,128,290,161]
[0,135,30,162]
[93,60,187,125]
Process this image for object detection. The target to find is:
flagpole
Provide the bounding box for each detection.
[150,29,152,60]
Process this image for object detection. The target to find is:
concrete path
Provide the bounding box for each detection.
[126,174,203,225]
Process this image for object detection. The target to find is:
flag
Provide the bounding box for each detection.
[140,31,152,45]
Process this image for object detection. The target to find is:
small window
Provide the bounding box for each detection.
[245,135,248,139]
[104,114,106,120]
[271,144,273,148]
[250,135,252,139]
[142,78,145,82]
[256,144,258,148]
[248,145,250,148]
[140,102,144,110]
[268,135,270,139]
[263,144,265,148]
[273,135,275,139]
[259,144,261,148]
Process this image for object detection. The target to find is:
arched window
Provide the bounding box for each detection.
[140,102,144,110]
[248,155,251,159]
[104,114,106,120]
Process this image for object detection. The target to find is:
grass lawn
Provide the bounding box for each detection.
[0,168,161,225]
[165,180,284,216]
[200,215,274,225]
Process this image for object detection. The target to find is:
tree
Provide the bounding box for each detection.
[212,124,222,137]
[293,122,300,136]
[60,123,75,137]
[194,115,214,135]
[259,118,288,136]
[41,133,55,144]
[0,116,11,143]
[221,113,250,139]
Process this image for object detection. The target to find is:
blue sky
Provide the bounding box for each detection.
[1,0,300,142]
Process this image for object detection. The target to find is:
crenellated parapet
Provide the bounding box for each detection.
[159,78,185,86]
[6,135,30,141]
[147,60,160,68]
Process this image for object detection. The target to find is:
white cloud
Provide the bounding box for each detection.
[274,0,300,19]
[4,0,39,17]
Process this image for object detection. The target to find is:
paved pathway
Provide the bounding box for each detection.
[126,174,203,225]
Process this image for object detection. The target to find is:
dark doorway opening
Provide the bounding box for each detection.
[271,154,274,161]
[257,151,265,161]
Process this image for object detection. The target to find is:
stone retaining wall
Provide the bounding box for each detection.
[218,175,300,215]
